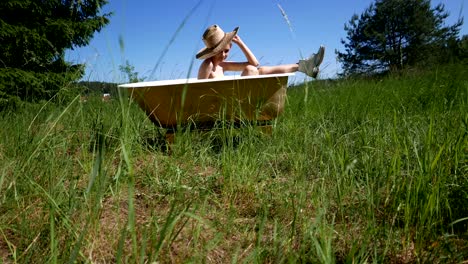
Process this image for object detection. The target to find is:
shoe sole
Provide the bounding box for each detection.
[315,46,325,66]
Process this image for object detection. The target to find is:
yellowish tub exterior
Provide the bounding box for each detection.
[118,73,293,129]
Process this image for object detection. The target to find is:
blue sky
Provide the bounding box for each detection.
[66,0,467,84]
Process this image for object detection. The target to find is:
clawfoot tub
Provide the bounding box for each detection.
[118,73,293,135]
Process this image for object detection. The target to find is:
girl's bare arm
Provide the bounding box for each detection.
[232,35,259,67]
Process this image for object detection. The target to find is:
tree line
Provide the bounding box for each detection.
[336,0,466,76]
[0,0,466,108]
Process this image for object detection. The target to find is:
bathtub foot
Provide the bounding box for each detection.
[165,132,175,144]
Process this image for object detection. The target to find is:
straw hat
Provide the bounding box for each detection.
[196,25,239,59]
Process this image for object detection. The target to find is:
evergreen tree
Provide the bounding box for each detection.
[336,0,463,76]
[0,0,111,107]
[456,35,468,63]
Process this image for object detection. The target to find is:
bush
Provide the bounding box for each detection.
[0,67,83,109]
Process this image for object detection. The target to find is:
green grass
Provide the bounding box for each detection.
[0,64,467,263]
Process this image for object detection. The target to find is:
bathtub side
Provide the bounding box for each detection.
[125,74,290,128]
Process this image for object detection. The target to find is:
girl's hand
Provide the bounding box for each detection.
[232,35,242,44]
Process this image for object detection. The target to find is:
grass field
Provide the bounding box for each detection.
[0,64,467,263]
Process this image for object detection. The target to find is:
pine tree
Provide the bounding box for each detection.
[0,0,111,107]
[336,0,463,76]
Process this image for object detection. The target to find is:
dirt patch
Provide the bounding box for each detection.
[82,190,153,262]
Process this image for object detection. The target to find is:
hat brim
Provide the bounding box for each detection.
[196,27,239,60]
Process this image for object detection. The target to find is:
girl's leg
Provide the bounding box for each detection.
[258,64,298,75]
[241,65,259,76]
[241,63,300,76]
[245,45,324,77]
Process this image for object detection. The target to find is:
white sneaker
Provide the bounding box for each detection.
[298,45,325,78]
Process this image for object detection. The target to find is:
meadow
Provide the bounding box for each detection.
[0,64,467,263]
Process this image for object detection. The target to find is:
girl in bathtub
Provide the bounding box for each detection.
[197,24,325,80]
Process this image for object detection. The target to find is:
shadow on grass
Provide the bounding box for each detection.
[140,121,272,154]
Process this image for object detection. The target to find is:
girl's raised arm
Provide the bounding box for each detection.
[232,35,259,67]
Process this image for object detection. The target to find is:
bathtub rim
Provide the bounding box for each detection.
[117,73,295,89]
